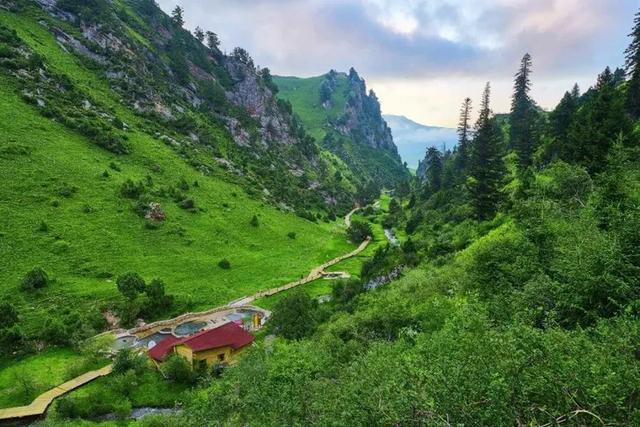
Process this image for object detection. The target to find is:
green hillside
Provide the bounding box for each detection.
[274,74,349,140]
[0,1,367,360]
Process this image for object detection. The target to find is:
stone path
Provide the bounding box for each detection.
[0,364,112,421]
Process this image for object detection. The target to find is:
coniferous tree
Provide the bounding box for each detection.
[193,26,204,43]
[424,147,443,194]
[510,53,538,168]
[171,5,184,27]
[455,97,472,173]
[206,31,220,51]
[469,83,505,220]
[566,67,633,173]
[550,84,580,147]
[625,10,640,118]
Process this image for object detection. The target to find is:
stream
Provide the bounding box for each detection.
[384,228,399,246]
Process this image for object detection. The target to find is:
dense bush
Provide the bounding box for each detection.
[269,291,317,340]
[162,354,197,384]
[346,220,372,242]
[218,258,231,270]
[116,272,146,300]
[112,349,148,375]
[20,267,49,291]
[120,179,145,199]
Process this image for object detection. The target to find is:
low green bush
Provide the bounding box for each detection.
[20,267,49,291]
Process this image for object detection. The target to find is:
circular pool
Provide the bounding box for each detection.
[173,321,207,337]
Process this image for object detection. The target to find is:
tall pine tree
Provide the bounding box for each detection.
[469,83,505,220]
[171,6,184,27]
[424,147,443,194]
[510,53,538,169]
[549,84,580,154]
[455,97,473,173]
[625,10,640,118]
[566,67,633,173]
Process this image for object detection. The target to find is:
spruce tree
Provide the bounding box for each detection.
[193,26,204,43]
[455,97,472,173]
[549,84,579,148]
[424,147,443,193]
[171,6,184,27]
[510,53,537,168]
[206,31,220,51]
[626,10,640,118]
[469,83,505,220]
[566,67,633,173]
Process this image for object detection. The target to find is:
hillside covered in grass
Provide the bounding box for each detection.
[0,0,387,364]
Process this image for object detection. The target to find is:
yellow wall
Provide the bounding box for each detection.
[168,344,249,368]
[175,345,193,363]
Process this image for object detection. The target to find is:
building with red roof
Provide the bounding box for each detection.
[148,322,255,368]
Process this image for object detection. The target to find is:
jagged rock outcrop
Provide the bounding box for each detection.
[335,68,397,153]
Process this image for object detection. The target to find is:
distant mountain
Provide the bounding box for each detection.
[274,71,410,194]
[383,115,458,168]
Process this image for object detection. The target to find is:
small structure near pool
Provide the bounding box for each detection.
[148,322,255,368]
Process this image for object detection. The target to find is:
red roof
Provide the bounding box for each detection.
[148,322,255,362]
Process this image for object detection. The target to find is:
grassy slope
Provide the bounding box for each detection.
[0,349,94,408]
[0,12,355,331]
[254,196,391,309]
[273,74,348,141]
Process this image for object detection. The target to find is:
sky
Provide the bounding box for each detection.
[157,0,638,128]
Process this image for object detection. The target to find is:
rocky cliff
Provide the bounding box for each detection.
[274,71,409,198]
[335,68,397,153]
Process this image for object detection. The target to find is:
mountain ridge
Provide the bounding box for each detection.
[383,114,457,168]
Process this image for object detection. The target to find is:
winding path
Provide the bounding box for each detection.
[0,365,112,421]
[0,205,371,421]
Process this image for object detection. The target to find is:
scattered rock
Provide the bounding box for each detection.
[145,202,166,222]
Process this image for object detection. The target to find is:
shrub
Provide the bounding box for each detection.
[37,221,49,232]
[112,349,148,375]
[162,354,196,384]
[218,259,231,270]
[347,220,372,243]
[120,179,145,199]
[20,267,49,291]
[270,291,316,340]
[57,184,78,198]
[178,198,195,210]
[51,240,70,254]
[250,215,259,227]
[0,301,18,328]
[116,272,146,300]
[287,231,297,240]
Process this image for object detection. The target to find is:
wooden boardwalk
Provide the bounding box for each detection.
[0,364,112,420]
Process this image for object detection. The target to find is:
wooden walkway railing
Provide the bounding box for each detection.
[0,364,112,420]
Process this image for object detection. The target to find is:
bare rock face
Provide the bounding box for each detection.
[335,68,397,153]
[224,58,298,146]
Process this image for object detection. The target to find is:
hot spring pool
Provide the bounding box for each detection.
[173,321,207,336]
[113,335,137,350]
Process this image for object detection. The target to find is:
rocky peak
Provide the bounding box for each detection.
[335,68,396,153]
